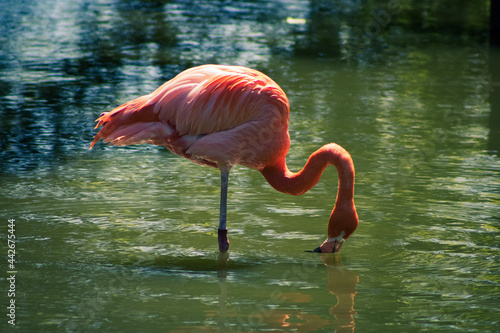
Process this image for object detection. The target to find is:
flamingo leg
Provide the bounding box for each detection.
[218,169,230,252]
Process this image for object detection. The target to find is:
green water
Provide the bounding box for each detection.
[1,1,499,332]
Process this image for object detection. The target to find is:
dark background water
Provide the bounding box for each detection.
[1,1,499,332]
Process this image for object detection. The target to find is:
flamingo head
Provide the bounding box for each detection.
[311,202,358,253]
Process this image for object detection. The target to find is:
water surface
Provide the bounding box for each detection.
[0,1,498,332]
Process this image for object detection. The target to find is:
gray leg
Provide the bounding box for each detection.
[218,169,230,252]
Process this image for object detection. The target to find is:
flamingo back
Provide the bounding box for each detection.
[151,65,289,135]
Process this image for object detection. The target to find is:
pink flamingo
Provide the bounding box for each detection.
[90,65,358,253]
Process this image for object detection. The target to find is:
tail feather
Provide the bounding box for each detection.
[103,122,175,147]
[90,95,160,149]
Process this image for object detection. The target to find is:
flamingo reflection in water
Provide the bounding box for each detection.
[324,254,358,332]
[215,253,358,332]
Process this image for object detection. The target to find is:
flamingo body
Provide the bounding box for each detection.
[91,65,290,171]
[91,64,358,253]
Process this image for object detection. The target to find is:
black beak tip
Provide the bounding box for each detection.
[312,246,322,253]
[304,246,322,253]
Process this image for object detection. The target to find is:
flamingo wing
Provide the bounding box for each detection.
[151,65,288,135]
[91,65,290,169]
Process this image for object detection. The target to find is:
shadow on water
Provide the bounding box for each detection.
[131,251,256,273]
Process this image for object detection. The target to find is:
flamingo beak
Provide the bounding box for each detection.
[311,246,322,253]
[333,240,343,252]
[310,240,344,253]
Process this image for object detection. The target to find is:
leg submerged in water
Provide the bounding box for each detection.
[218,168,230,252]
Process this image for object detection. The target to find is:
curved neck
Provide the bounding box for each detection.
[260,143,355,203]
